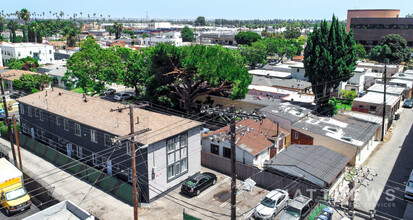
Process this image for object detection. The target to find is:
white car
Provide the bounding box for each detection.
[253,189,289,220]
[113,92,133,101]
[405,169,413,200]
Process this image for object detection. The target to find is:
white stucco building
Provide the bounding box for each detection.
[139,32,183,46]
[0,42,54,65]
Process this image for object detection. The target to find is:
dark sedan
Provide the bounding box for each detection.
[403,99,413,108]
[181,172,217,197]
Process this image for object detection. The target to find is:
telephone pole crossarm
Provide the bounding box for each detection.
[111,128,151,144]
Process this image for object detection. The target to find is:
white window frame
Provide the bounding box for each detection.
[39,110,44,121]
[293,131,298,139]
[126,142,131,156]
[104,134,111,147]
[28,106,32,117]
[41,130,45,140]
[74,123,81,136]
[127,168,132,183]
[35,108,39,117]
[92,153,99,165]
[56,116,60,125]
[76,146,83,158]
[90,129,97,143]
[166,132,188,181]
[64,119,69,131]
[20,104,24,115]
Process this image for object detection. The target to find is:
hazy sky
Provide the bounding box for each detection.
[1,0,412,20]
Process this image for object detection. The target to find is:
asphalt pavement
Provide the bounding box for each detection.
[354,107,413,219]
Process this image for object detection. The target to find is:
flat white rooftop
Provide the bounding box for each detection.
[249,70,292,79]
[367,83,405,95]
[354,91,400,105]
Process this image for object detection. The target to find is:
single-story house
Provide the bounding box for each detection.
[202,118,290,167]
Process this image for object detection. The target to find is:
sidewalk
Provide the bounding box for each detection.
[0,137,133,220]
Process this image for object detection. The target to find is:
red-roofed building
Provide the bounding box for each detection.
[202,119,289,167]
[292,55,304,62]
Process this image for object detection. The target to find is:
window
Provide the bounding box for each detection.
[49,50,52,54]
[64,119,69,131]
[296,69,300,72]
[56,116,60,125]
[126,142,131,155]
[50,58,52,62]
[20,104,24,115]
[30,51,32,55]
[92,153,99,166]
[76,146,83,158]
[293,131,299,139]
[74,123,81,136]
[28,106,32,117]
[211,144,219,155]
[39,110,44,121]
[90,129,97,143]
[359,105,364,108]
[18,52,20,57]
[104,134,111,146]
[41,131,45,140]
[35,108,39,117]
[370,106,377,112]
[127,168,133,182]
[223,147,231,159]
[166,132,188,181]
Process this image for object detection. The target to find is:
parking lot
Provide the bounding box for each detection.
[139,167,269,220]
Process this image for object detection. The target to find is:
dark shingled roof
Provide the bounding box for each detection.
[268,144,350,185]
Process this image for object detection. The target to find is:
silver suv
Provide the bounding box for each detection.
[278,195,314,220]
[405,169,413,200]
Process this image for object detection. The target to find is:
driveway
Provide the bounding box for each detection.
[139,167,269,220]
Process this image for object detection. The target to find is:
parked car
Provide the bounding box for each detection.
[181,172,217,197]
[101,88,116,95]
[278,195,314,220]
[403,99,413,108]
[113,92,133,101]
[404,169,413,200]
[0,108,6,120]
[253,189,289,220]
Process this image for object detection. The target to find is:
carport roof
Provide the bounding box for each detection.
[268,145,350,185]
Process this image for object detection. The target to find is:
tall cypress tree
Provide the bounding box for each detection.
[304,15,357,116]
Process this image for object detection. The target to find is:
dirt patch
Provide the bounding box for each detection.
[213,190,231,202]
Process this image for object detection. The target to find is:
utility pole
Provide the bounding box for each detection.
[202,105,265,220]
[110,104,150,220]
[0,78,17,166]
[12,115,23,171]
[230,105,236,220]
[381,63,387,142]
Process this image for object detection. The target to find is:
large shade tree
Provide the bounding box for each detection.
[369,34,410,63]
[235,31,261,46]
[181,26,194,42]
[66,35,121,93]
[147,44,251,112]
[304,15,357,116]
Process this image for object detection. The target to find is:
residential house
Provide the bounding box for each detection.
[265,144,350,190]
[352,91,401,127]
[0,42,54,65]
[252,75,312,93]
[289,63,307,81]
[367,82,407,99]
[291,112,382,166]
[17,88,203,203]
[202,119,289,167]
[0,69,40,95]
[37,64,67,88]
[389,79,413,99]
[139,32,183,46]
[339,68,367,93]
[357,62,403,76]
[199,32,237,45]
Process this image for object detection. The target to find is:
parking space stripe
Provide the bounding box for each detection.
[197,177,230,199]
[243,208,254,219]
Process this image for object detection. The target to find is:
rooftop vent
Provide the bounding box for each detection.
[341,136,352,142]
[327,127,338,132]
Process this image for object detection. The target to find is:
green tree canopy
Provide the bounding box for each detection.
[304,15,357,116]
[181,26,194,42]
[113,22,123,39]
[283,24,301,39]
[12,74,52,94]
[355,44,367,59]
[369,34,410,63]
[240,40,267,69]
[7,20,18,43]
[61,25,80,47]
[66,35,121,94]
[195,16,206,26]
[147,44,251,112]
[235,31,261,46]
[6,56,39,70]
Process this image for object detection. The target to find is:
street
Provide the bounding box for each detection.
[355,107,413,219]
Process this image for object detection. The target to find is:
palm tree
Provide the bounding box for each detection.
[113,21,123,39]
[18,9,30,42]
[42,12,45,19]
[61,26,80,47]
[49,11,52,19]
[59,11,64,20]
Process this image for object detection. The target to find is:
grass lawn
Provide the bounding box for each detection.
[335,102,352,111]
[72,87,95,94]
